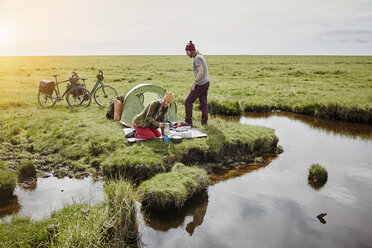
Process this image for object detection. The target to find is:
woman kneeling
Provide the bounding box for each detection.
[132,92,174,139]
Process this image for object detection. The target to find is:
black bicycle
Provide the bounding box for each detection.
[38,72,91,108]
[80,70,118,107]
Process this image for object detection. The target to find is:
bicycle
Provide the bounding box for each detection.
[38,72,91,108]
[80,70,118,107]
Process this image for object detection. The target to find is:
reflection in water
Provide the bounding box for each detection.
[308,180,327,191]
[19,178,37,191]
[0,196,21,219]
[244,112,372,140]
[142,191,208,235]
[140,113,372,248]
[209,154,278,185]
[0,176,104,222]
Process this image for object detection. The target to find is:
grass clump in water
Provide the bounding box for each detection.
[139,163,209,209]
[18,159,36,181]
[308,163,328,190]
[0,161,17,200]
[104,179,138,246]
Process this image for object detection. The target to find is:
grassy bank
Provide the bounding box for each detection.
[0,102,277,180]
[102,117,278,180]
[139,163,208,209]
[0,179,137,247]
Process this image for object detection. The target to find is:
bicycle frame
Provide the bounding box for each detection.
[81,77,108,96]
[52,72,81,99]
[55,79,70,98]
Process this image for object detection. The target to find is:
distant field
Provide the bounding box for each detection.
[0,55,371,112]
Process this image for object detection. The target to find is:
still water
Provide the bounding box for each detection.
[139,113,372,248]
[0,176,104,222]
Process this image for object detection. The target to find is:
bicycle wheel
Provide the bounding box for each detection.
[38,89,58,108]
[66,87,91,108]
[94,85,117,107]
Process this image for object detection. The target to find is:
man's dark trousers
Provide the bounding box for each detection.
[185,81,209,125]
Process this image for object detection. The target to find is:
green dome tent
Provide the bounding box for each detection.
[120,83,178,127]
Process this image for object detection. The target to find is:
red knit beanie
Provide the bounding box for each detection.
[185,41,196,51]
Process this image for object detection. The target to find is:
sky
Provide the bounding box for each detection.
[0,0,371,56]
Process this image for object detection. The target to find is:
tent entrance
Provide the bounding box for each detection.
[120,83,178,127]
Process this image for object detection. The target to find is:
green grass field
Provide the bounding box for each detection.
[0,55,370,176]
[0,55,370,246]
[1,56,371,111]
[0,55,286,178]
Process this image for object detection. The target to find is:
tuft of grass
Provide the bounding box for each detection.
[0,216,50,248]
[48,202,110,248]
[308,163,328,184]
[0,161,17,200]
[18,160,36,181]
[139,163,209,209]
[104,179,138,246]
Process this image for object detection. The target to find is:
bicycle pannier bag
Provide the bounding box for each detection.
[39,80,55,95]
[67,82,85,97]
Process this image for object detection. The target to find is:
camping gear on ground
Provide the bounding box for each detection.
[175,126,192,132]
[180,130,192,138]
[125,130,137,138]
[106,99,115,119]
[123,127,207,143]
[170,135,183,144]
[107,96,124,120]
[163,135,170,143]
[120,83,178,127]
[176,121,193,128]
[113,98,122,121]
[160,122,170,136]
[39,80,56,95]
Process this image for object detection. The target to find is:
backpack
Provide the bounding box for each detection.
[106,96,124,119]
[106,99,115,119]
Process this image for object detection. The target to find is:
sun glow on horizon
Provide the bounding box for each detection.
[0,25,10,45]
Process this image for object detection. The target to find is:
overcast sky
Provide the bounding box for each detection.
[0,0,371,56]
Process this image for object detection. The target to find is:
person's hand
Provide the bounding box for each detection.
[158,122,164,128]
[190,82,196,91]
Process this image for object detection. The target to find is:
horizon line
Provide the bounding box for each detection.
[1,54,372,57]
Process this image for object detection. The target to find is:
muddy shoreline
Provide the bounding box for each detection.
[103,136,280,182]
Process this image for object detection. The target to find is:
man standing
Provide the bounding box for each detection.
[184,41,210,126]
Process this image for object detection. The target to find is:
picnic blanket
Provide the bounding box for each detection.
[123,127,207,143]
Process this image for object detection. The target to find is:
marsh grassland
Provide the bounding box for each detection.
[0,55,371,246]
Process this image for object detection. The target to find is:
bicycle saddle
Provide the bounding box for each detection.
[51,74,59,77]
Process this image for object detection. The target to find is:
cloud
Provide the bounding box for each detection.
[355,38,371,43]
[321,30,372,36]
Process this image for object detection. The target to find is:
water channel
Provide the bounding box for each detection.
[1,112,372,248]
[139,113,372,248]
